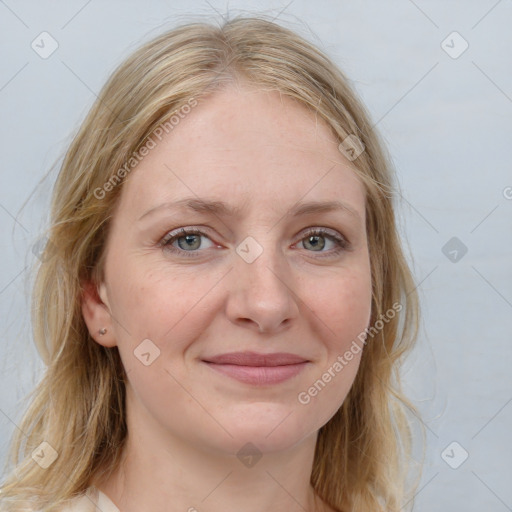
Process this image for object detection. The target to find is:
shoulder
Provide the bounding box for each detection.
[54,488,99,512]
[60,487,119,512]
[41,487,113,512]
[0,487,119,512]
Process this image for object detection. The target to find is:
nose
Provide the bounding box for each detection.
[225,238,299,334]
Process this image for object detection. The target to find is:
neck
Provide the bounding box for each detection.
[94,387,334,512]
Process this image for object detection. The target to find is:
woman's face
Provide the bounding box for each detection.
[84,84,372,455]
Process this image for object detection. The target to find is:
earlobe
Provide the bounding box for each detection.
[81,280,117,347]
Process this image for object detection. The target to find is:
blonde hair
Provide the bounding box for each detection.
[0,15,423,512]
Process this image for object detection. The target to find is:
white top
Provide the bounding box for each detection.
[58,486,120,512]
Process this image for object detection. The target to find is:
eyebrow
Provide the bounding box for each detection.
[137,197,361,222]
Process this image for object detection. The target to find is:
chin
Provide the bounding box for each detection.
[206,407,317,456]
[204,429,308,460]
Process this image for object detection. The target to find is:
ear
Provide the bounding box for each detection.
[81,279,117,347]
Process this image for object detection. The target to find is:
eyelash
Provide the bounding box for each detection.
[159,227,350,259]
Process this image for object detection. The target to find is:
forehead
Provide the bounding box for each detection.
[117,85,366,221]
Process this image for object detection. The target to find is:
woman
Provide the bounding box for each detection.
[0,15,422,512]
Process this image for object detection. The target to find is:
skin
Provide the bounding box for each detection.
[82,81,372,512]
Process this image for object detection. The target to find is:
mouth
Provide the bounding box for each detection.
[201,351,310,386]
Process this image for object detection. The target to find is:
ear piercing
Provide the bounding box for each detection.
[98,328,107,335]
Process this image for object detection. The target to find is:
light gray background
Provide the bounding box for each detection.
[1,1,511,510]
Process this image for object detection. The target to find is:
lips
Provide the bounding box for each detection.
[202,351,308,366]
[202,351,310,386]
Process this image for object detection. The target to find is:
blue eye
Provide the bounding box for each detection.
[300,228,349,257]
[160,227,349,258]
[160,227,214,257]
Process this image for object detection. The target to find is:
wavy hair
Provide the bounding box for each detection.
[0,15,422,512]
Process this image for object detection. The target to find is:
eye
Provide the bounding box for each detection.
[160,227,215,257]
[159,226,350,259]
[298,228,349,257]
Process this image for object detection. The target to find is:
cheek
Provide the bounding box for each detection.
[109,263,223,371]
[294,268,371,426]
[308,265,372,349]
[108,256,208,329]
